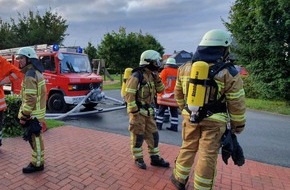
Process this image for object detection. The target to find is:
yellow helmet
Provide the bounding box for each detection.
[139,50,162,66]
[199,29,232,47]
[166,57,176,65]
[16,47,38,59]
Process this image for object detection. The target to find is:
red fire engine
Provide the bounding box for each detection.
[0,44,104,113]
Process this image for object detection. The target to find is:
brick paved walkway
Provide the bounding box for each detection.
[0,126,290,190]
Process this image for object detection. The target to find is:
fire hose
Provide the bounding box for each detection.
[45,89,126,120]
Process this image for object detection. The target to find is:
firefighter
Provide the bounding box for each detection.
[0,56,23,147]
[16,47,47,173]
[170,29,246,190]
[156,57,179,131]
[125,50,170,170]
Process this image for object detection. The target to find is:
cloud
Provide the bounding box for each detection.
[0,0,234,54]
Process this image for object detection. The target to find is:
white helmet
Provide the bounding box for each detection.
[166,57,176,65]
[139,50,162,66]
[199,29,232,47]
[16,47,38,59]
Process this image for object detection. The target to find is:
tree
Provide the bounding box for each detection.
[97,27,164,72]
[225,0,290,101]
[84,42,97,62]
[0,19,14,49]
[0,9,68,49]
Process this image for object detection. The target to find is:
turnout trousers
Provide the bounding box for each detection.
[128,113,160,160]
[29,133,45,167]
[172,115,226,190]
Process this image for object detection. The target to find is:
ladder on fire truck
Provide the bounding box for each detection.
[0,44,83,57]
[0,44,50,57]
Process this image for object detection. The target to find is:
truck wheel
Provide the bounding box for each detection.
[48,93,68,113]
[84,103,98,110]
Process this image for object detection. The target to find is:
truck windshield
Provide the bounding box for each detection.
[60,54,92,73]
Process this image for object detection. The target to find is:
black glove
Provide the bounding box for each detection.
[222,146,232,165]
[20,112,31,126]
[22,118,42,141]
[232,125,245,134]
[23,120,32,141]
[221,128,233,165]
[231,134,245,166]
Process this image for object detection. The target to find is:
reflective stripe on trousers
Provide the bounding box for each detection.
[31,134,44,167]
[128,113,160,160]
[173,116,226,189]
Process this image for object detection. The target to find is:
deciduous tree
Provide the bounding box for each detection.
[0,9,68,49]
[97,27,164,72]
[225,0,290,101]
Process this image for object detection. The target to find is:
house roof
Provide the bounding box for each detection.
[169,50,193,66]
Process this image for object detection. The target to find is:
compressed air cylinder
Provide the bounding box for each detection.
[121,68,133,97]
[186,61,209,113]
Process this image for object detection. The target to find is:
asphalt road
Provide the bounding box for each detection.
[63,89,290,168]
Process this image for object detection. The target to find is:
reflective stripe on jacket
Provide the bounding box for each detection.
[18,64,47,121]
[125,68,164,114]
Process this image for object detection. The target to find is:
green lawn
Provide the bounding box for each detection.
[246,98,290,115]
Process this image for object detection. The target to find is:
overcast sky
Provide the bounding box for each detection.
[0,0,234,54]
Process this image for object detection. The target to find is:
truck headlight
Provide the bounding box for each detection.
[68,85,77,91]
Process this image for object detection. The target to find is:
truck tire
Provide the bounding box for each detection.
[48,93,68,113]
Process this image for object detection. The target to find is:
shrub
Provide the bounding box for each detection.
[3,95,23,137]
[242,76,260,99]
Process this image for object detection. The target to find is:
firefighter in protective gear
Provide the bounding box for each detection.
[0,56,23,147]
[125,50,170,170]
[156,57,179,131]
[16,47,47,173]
[170,29,246,190]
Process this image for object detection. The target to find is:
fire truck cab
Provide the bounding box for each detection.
[0,44,104,113]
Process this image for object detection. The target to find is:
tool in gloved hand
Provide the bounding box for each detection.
[221,128,233,165]
[231,134,245,166]
[221,123,245,166]
[22,117,42,142]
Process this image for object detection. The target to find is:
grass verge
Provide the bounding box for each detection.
[46,119,65,129]
[103,81,121,90]
[246,98,290,115]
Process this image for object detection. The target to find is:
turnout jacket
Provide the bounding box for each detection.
[125,67,164,116]
[174,61,246,130]
[18,64,47,122]
[0,56,23,111]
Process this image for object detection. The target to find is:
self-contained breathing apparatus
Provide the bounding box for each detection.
[122,66,156,116]
[186,61,232,123]
[121,68,133,98]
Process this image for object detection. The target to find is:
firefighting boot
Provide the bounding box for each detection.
[135,158,147,170]
[150,155,170,167]
[166,124,178,132]
[22,163,44,173]
[170,174,188,190]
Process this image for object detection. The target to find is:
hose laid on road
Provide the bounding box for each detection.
[45,90,126,120]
